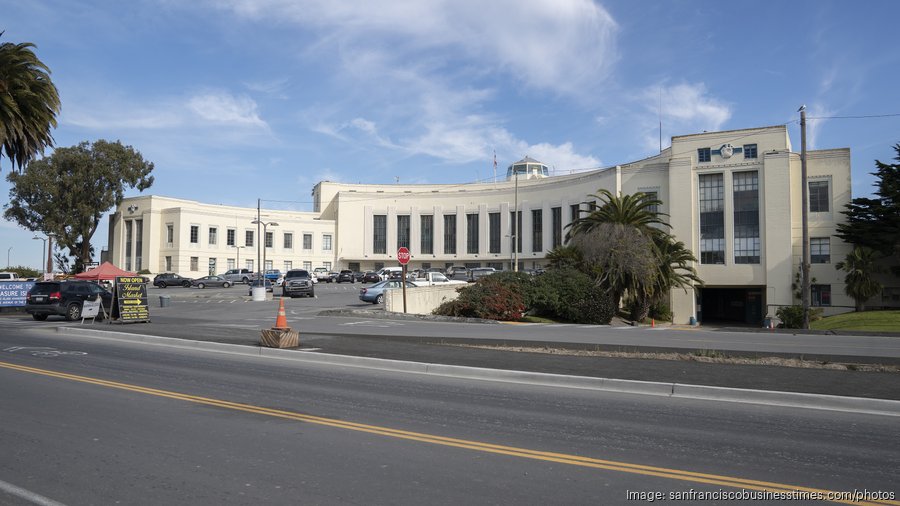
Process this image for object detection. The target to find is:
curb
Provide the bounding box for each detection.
[55,326,900,417]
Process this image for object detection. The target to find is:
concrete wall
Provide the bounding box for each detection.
[384,284,463,315]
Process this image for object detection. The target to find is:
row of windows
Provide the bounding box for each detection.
[698,144,758,163]
[372,207,570,256]
[168,224,332,251]
[165,256,333,274]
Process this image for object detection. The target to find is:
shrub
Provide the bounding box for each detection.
[776,305,824,328]
[531,267,615,324]
[649,301,672,322]
[433,281,525,321]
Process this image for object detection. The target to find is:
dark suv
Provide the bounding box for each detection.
[26,281,113,321]
[282,269,314,298]
[336,270,355,283]
[153,273,192,288]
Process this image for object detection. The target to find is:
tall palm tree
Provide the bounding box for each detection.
[835,246,882,312]
[566,189,669,239]
[0,34,60,171]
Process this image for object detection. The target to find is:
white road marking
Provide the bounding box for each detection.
[0,479,67,506]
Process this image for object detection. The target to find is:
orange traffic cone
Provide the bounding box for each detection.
[651,318,655,328]
[274,298,289,329]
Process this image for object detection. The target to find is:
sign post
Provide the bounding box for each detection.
[397,247,410,314]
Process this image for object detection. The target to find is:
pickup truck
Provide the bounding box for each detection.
[282,269,315,298]
[220,268,253,284]
[406,271,466,286]
[313,267,333,283]
[0,272,20,281]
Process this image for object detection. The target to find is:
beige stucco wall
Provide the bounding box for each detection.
[384,284,462,315]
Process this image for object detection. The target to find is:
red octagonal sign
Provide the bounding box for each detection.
[397,247,411,265]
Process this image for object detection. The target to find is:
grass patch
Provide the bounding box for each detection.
[810,310,900,332]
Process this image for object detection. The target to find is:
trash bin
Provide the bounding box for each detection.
[688,316,697,326]
[159,295,171,307]
[251,286,266,301]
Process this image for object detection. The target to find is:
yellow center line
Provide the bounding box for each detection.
[1,360,895,506]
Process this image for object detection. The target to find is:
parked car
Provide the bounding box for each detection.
[313,267,332,283]
[362,271,380,283]
[191,275,233,289]
[376,266,403,280]
[353,271,366,282]
[0,271,20,280]
[358,279,418,304]
[336,270,355,283]
[282,269,315,298]
[25,280,113,321]
[153,273,192,288]
[248,279,273,295]
[467,267,497,282]
[220,268,253,284]
[445,266,467,278]
[263,269,282,283]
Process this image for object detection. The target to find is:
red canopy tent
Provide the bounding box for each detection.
[73,262,136,281]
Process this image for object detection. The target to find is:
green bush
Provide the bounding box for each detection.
[776,305,823,328]
[649,300,672,322]
[433,281,525,321]
[531,267,614,324]
[2,266,40,278]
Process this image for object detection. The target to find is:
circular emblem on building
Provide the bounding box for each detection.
[720,144,734,159]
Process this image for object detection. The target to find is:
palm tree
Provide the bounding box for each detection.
[835,246,882,312]
[638,235,702,320]
[566,189,668,239]
[0,34,60,171]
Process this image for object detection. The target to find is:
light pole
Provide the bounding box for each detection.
[46,233,56,274]
[799,105,811,329]
[251,220,278,277]
[6,246,11,269]
[33,236,47,273]
[232,245,246,271]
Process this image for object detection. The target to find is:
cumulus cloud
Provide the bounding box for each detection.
[633,82,732,152]
[188,90,268,127]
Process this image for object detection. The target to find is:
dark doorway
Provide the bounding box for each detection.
[699,287,764,325]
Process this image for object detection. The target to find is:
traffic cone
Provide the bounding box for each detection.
[274,298,289,329]
[651,318,655,328]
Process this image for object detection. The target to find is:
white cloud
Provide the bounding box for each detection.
[633,82,732,152]
[806,103,833,150]
[187,91,268,128]
[517,142,601,174]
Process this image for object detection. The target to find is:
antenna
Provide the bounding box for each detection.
[659,86,663,153]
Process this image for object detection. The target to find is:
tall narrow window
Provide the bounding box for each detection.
[165,256,172,272]
[166,224,174,244]
[420,215,433,254]
[208,227,217,246]
[283,232,293,250]
[466,213,479,254]
[488,212,501,254]
[551,207,562,249]
[733,171,760,264]
[190,225,199,244]
[510,211,522,253]
[570,204,580,224]
[264,231,273,248]
[641,191,659,214]
[226,228,235,246]
[303,233,313,250]
[134,219,143,271]
[322,234,332,251]
[397,215,410,250]
[190,257,199,271]
[373,215,387,254]
[811,237,830,264]
[532,209,543,252]
[443,215,456,254]
[245,230,254,247]
[699,173,725,264]
[809,180,830,212]
[125,220,133,272]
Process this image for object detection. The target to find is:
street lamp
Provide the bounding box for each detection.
[32,236,47,273]
[232,245,246,271]
[6,246,11,269]
[251,220,278,279]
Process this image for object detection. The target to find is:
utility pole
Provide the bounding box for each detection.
[257,198,261,281]
[513,170,519,272]
[799,106,811,329]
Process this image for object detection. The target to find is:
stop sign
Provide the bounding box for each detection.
[397,247,411,265]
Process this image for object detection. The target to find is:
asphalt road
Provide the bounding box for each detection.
[1,331,897,505]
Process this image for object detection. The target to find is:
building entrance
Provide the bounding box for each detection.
[699,287,764,325]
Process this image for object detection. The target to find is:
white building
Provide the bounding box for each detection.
[108,125,857,324]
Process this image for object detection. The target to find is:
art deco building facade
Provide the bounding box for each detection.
[108,125,855,324]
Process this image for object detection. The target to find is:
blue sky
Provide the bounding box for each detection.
[2,0,899,270]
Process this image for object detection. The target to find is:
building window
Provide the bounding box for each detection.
[743,144,758,159]
[265,231,273,248]
[733,171,760,264]
[226,228,235,246]
[165,256,172,272]
[510,210,522,253]
[397,215,410,250]
[227,258,235,270]
[809,180,830,212]
[208,227,217,246]
[134,219,143,271]
[166,224,174,244]
[190,225,199,244]
[443,215,457,254]
[569,204,580,224]
[302,261,312,271]
[265,260,273,270]
[466,213,479,254]
[284,261,292,271]
[303,233,313,250]
[245,230,254,247]
[811,237,831,263]
[208,258,216,275]
[246,259,254,271]
[641,191,659,215]
[488,212,501,254]
[190,256,199,271]
[811,284,832,307]
[283,233,293,250]
[698,147,711,163]
[532,209,543,252]
[420,215,433,255]
[373,215,387,254]
[551,207,562,249]
[323,262,331,270]
[322,234,332,251]
[699,173,725,264]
